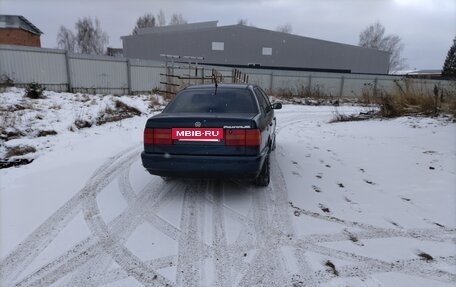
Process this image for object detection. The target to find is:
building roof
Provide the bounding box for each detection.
[0,15,43,35]
[137,21,218,35]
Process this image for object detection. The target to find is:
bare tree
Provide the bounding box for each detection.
[237,19,248,25]
[276,23,292,34]
[56,25,76,52]
[132,13,156,35]
[75,17,109,55]
[169,13,187,25]
[359,22,406,72]
[156,9,166,26]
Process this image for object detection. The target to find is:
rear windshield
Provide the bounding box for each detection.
[163,88,258,114]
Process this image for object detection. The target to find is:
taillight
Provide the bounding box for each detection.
[245,129,261,146]
[225,129,245,146]
[144,128,172,145]
[154,128,172,144]
[225,129,261,146]
[144,128,154,144]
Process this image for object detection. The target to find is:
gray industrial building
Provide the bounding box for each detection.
[122,21,390,74]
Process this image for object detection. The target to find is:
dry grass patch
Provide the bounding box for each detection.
[274,88,294,100]
[6,145,36,158]
[72,119,93,130]
[37,130,58,137]
[149,95,161,108]
[330,110,377,123]
[0,158,34,169]
[96,100,142,125]
[379,80,456,118]
[273,85,344,106]
[332,79,456,122]
[380,91,437,117]
[0,128,25,141]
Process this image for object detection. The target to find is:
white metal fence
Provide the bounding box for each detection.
[0,44,453,97]
[0,45,163,94]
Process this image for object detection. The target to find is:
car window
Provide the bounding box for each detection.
[164,88,259,113]
[258,87,272,107]
[254,87,270,114]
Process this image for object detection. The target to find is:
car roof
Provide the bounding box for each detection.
[183,83,255,90]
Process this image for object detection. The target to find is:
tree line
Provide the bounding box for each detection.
[56,10,187,55]
[56,13,455,75]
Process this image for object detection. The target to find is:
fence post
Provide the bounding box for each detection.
[201,67,204,84]
[269,72,273,92]
[373,77,378,98]
[308,74,312,92]
[65,50,72,92]
[127,59,132,94]
[339,76,345,98]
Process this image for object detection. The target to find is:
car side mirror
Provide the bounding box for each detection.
[271,102,282,110]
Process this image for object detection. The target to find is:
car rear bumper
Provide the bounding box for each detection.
[141,151,267,178]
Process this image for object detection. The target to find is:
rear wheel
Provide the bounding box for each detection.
[254,155,270,186]
[161,176,173,182]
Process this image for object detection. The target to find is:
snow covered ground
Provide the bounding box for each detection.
[0,88,163,166]
[0,89,455,287]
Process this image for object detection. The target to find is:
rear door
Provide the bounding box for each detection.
[253,87,274,149]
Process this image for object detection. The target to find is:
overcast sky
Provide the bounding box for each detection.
[1,0,455,70]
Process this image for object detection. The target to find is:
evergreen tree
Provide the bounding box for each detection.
[442,38,456,77]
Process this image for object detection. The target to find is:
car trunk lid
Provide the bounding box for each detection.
[144,113,260,156]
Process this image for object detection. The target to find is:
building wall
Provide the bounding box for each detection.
[122,25,390,74]
[0,28,41,47]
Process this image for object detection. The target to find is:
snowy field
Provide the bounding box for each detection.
[0,89,455,287]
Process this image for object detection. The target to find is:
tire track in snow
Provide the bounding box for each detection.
[0,145,141,286]
[175,181,203,287]
[81,185,175,287]
[237,182,289,286]
[15,172,170,286]
[15,240,103,287]
[61,166,146,287]
[62,176,167,287]
[292,245,456,286]
[12,150,186,287]
[0,197,83,286]
[61,165,143,287]
[212,180,232,287]
[269,153,316,283]
[75,177,184,287]
[289,202,455,243]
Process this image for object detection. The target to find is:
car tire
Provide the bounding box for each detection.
[161,176,173,182]
[254,155,270,187]
[271,134,276,151]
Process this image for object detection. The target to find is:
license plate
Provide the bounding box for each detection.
[172,128,224,141]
